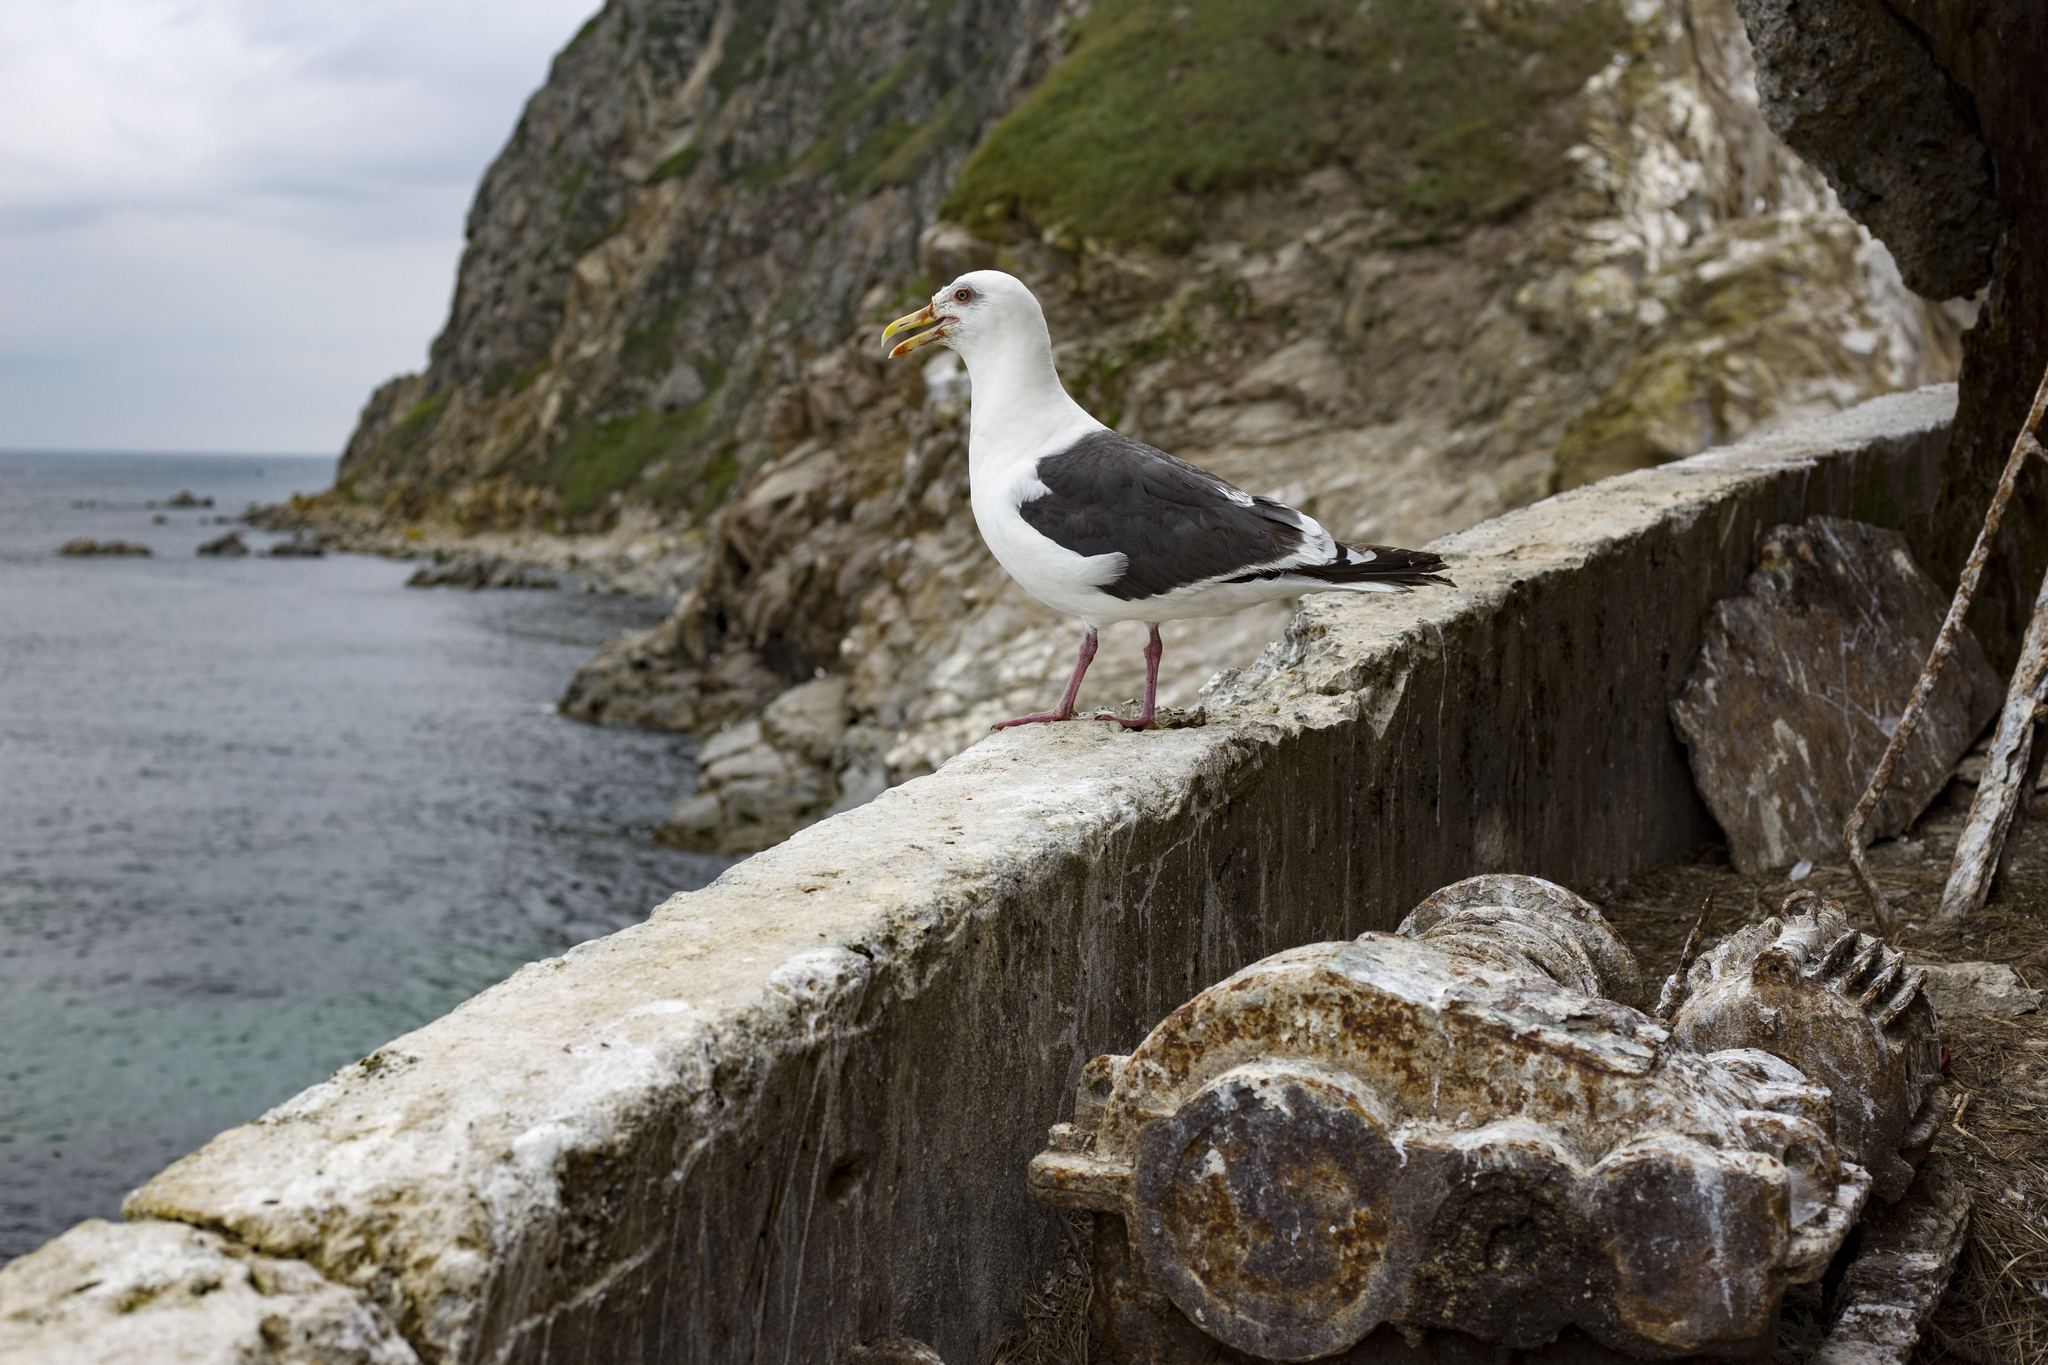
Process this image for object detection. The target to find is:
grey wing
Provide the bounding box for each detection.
[1018,431,1312,601]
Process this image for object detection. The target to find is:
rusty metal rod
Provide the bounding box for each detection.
[1843,362,2048,930]
[1940,560,2048,918]
[1653,892,1713,1021]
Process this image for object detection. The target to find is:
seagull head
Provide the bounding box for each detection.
[880,270,1049,368]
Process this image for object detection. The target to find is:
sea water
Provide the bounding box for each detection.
[0,452,729,1262]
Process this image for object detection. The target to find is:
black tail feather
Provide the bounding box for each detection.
[1267,542,1454,589]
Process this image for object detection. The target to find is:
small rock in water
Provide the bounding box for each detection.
[405,550,554,589]
[196,531,249,557]
[1670,517,1999,873]
[266,537,325,558]
[57,537,151,557]
[1918,961,2043,1018]
[164,490,213,507]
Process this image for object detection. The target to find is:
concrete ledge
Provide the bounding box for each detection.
[0,1218,417,1364]
[3,387,1957,1364]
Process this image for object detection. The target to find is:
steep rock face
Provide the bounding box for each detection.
[334,0,1070,529]
[1732,0,2048,674]
[1732,0,2000,301]
[547,0,1968,854]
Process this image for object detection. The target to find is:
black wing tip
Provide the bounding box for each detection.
[1293,543,1454,588]
[1345,542,1448,568]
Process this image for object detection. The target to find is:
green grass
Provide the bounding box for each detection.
[782,2,976,194]
[540,365,733,522]
[644,143,704,184]
[942,0,1628,247]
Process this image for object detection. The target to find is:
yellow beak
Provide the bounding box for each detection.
[882,302,946,358]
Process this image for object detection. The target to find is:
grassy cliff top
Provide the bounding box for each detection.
[943,0,1629,247]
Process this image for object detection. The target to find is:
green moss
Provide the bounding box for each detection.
[339,388,447,498]
[482,361,550,399]
[671,437,742,522]
[943,0,1627,248]
[396,391,446,434]
[788,26,976,194]
[863,94,970,187]
[565,9,607,51]
[711,0,781,96]
[739,154,794,189]
[644,144,704,185]
[540,366,730,521]
[558,162,591,217]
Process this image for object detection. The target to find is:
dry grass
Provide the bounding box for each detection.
[989,1215,1093,1365]
[1591,781,2048,1365]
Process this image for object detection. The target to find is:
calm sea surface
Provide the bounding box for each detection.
[0,452,728,1263]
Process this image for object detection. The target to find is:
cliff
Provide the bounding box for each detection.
[329,0,1970,853]
[329,0,1070,530]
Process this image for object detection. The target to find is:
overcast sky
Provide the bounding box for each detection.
[1,0,599,455]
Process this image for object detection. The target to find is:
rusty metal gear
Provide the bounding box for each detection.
[1030,876,1942,1362]
[1668,890,1944,1202]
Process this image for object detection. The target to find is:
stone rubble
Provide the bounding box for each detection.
[404,550,559,591]
[1917,960,2044,1019]
[1670,517,2000,874]
[56,537,152,557]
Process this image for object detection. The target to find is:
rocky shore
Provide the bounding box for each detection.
[248,497,703,598]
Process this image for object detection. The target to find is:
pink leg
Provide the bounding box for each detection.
[1097,624,1162,730]
[993,626,1099,730]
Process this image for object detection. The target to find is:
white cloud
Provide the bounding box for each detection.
[0,0,600,453]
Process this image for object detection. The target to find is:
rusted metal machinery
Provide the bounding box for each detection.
[1029,876,1945,1362]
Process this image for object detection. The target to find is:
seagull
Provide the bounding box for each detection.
[881,270,1452,731]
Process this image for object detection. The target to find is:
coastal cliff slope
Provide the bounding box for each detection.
[311,0,1968,853]
[328,0,1071,531]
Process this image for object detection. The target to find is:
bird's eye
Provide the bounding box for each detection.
[953,287,973,303]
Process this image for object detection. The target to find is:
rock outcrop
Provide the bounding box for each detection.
[1733,0,2048,671]
[58,538,152,557]
[406,550,559,590]
[326,0,1072,531]
[1732,0,2000,302]
[1670,517,2000,872]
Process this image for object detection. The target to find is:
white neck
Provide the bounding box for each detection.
[955,324,1102,476]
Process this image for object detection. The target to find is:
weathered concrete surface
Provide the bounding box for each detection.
[4,389,1956,1364]
[1669,516,2000,872]
[0,1219,417,1365]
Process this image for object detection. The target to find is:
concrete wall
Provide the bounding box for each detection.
[0,387,1957,1365]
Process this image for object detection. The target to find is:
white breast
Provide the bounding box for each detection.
[971,454,1128,621]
